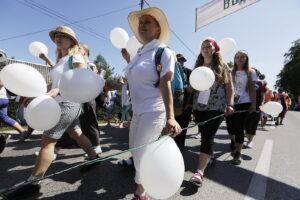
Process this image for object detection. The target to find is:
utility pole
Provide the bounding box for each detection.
[140,0,144,10]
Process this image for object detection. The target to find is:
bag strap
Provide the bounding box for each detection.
[154,47,166,87]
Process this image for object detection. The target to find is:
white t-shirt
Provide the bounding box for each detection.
[234,70,257,104]
[107,90,117,106]
[123,39,175,115]
[0,87,9,99]
[121,83,130,106]
[49,54,85,103]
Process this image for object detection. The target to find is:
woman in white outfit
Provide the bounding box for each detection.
[107,7,181,200]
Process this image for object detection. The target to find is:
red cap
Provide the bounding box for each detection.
[203,37,220,52]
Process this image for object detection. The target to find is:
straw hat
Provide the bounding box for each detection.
[127,7,170,44]
[117,77,124,84]
[49,26,79,45]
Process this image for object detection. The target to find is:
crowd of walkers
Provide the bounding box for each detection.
[0,6,292,200]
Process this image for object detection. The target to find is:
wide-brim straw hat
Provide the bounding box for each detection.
[127,7,171,44]
[117,77,124,84]
[49,26,79,45]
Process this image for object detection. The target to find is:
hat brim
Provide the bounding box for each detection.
[49,30,79,45]
[128,7,170,44]
[177,56,187,62]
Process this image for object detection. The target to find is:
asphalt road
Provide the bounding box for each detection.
[0,111,300,200]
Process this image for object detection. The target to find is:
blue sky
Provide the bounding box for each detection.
[1,0,300,89]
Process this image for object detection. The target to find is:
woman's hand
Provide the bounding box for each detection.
[39,53,55,68]
[121,48,130,64]
[165,118,182,137]
[47,88,60,99]
[225,105,234,116]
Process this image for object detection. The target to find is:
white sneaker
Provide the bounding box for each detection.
[246,141,253,148]
[84,145,102,159]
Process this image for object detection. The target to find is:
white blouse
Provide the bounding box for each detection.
[123,39,175,115]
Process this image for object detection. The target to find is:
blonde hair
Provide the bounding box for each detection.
[194,51,229,84]
[55,42,81,63]
[79,43,90,57]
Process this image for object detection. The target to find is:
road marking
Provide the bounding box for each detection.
[244,139,273,200]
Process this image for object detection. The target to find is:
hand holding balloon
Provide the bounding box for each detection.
[121,48,130,63]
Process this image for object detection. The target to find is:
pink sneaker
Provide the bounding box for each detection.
[124,122,131,128]
[131,194,148,200]
[189,171,204,187]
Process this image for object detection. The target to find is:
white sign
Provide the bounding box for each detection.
[196,0,261,31]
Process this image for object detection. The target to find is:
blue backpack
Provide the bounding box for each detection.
[155,47,185,116]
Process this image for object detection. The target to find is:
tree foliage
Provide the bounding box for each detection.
[227,61,234,69]
[93,54,115,80]
[276,39,300,102]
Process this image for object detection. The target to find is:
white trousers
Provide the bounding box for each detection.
[129,111,166,184]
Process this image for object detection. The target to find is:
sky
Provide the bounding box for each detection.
[1,0,300,89]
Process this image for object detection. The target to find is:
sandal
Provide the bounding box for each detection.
[117,157,134,167]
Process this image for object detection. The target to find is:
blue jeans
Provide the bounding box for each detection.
[121,105,131,122]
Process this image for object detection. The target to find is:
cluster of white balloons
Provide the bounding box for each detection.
[0,41,106,130]
[110,27,142,57]
[0,63,59,131]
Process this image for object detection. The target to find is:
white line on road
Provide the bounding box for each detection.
[244,139,274,200]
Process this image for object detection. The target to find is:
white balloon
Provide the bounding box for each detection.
[140,136,185,199]
[260,101,283,116]
[29,41,48,57]
[126,36,142,57]
[25,95,61,131]
[218,38,236,57]
[110,27,129,49]
[0,63,47,97]
[59,68,105,103]
[190,67,215,91]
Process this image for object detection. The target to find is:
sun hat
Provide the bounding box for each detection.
[49,26,79,45]
[117,77,124,84]
[176,54,187,62]
[127,7,170,44]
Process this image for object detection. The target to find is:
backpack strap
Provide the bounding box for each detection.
[68,55,73,69]
[68,55,89,69]
[154,47,166,87]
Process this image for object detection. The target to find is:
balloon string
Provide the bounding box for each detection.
[0,110,248,195]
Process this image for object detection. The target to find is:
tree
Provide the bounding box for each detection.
[227,61,234,69]
[275,39,300,102]
[93,54,115,80]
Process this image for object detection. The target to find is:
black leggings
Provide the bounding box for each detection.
[193,110,224,155]
[79,100,100,146]
[245,111,261,135]
[226,103,251,144]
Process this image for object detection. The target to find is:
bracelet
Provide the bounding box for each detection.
[227,105,234,109]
